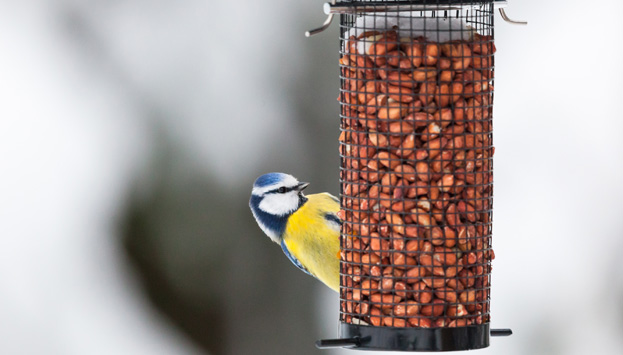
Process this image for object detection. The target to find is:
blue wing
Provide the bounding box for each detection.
[280,239,313,276]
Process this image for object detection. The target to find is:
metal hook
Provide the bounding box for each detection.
[498,7,527,25]
[305,1,335,37]
[305,13,334,37]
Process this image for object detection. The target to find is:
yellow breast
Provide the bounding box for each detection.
[283,193,340,291]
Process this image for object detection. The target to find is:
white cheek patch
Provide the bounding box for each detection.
[259,191,300,216]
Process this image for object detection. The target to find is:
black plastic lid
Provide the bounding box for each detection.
[338,322,490,352]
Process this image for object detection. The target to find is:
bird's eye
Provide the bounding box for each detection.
[278,187,287,193]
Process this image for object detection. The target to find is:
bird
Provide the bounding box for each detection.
[249,172,341,292]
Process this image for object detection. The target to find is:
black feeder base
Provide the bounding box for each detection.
[316,323,512,351]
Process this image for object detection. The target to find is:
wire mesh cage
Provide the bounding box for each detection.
[322,0,510,351]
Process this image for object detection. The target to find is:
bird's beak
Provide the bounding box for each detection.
[296,182,310,191]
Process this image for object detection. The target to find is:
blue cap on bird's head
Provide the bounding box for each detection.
[251,173,309,196]
[253,172,292,190]
[250,172,310,242]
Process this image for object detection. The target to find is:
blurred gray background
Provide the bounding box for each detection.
[1,1,622,354]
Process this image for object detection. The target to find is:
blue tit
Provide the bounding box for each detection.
[249,172,340,292]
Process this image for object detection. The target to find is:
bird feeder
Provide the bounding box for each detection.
[307,0,525,351]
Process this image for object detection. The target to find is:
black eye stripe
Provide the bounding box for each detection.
[268,186,294,194]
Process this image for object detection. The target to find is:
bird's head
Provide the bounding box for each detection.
[249,172,309,242]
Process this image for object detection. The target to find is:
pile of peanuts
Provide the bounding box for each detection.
[338,29,496,328]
